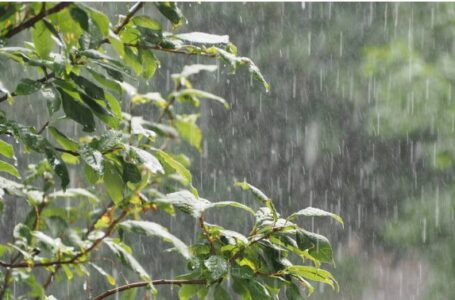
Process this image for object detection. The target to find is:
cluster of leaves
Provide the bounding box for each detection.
[0,2,339,299]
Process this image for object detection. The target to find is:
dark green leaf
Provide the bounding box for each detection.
[58,88,95,132]
[156,2,185,28]
[70,6,89,31]
[15,79,42,96]
[103,161,124,204]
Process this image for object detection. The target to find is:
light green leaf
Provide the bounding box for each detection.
[32,20,54,58]
[132,15,161,30]
[120,220,190,259]
[87,6,110,36]
[174,115,202,150]
[49,127,80,152]
[0,160,20,178]
[285,265,337,290]
[0,139,14,158]
[155,150,192,186]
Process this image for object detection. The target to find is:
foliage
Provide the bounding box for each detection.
[0,2,341,299]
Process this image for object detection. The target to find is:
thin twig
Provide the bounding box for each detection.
[93,279,206,300]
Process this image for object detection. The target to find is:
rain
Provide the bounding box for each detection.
[0,2,454,300]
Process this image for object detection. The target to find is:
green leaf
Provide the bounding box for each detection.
[213,285,231,300]
[88,68,122,94]
[285,265,337,290]
[49,127,79,152]
[131,92,166,107]
[206,201,255,215]
[103,162,124,204]
[132,15,162,30]
[174,115,202,151]
[139,48,159,80]
[156,2,185,29]
[204,255,228,281]
[15,79,42,96]
[246,280,272,299]
[178,285,200,300]
[122,161,141,184]
[70,6,89,31]
[87,6,110,36]
[288,207,344,227]
[89,263,116,286]
[71,74,105,100]
[120,220,190,259]
[129,146,164,174]
[285,282,303,300]
[172,89,229,109]
[32,20,54,58]
[80,145,103,175]
[123,47,142,75]
[155,150,192,186]
[295,230,333,264]
[0,160,20,178]
[175,32,229,44]
[235,181,270,202]
[173,64,218,79]
[48,188,99,203]
[155,190,209,218]
[130,117,157,139]
[58,88,95,132]
[232,278,253,300]
[0,139,14,158]
[104,238,150,281]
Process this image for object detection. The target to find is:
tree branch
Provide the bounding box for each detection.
[3,3,72,39]
[114,2,144,35]
[0,209,127,269]
[0,73,54,104]
[93,279,206,300]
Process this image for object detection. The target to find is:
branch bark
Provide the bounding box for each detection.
[93,279,206,300]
